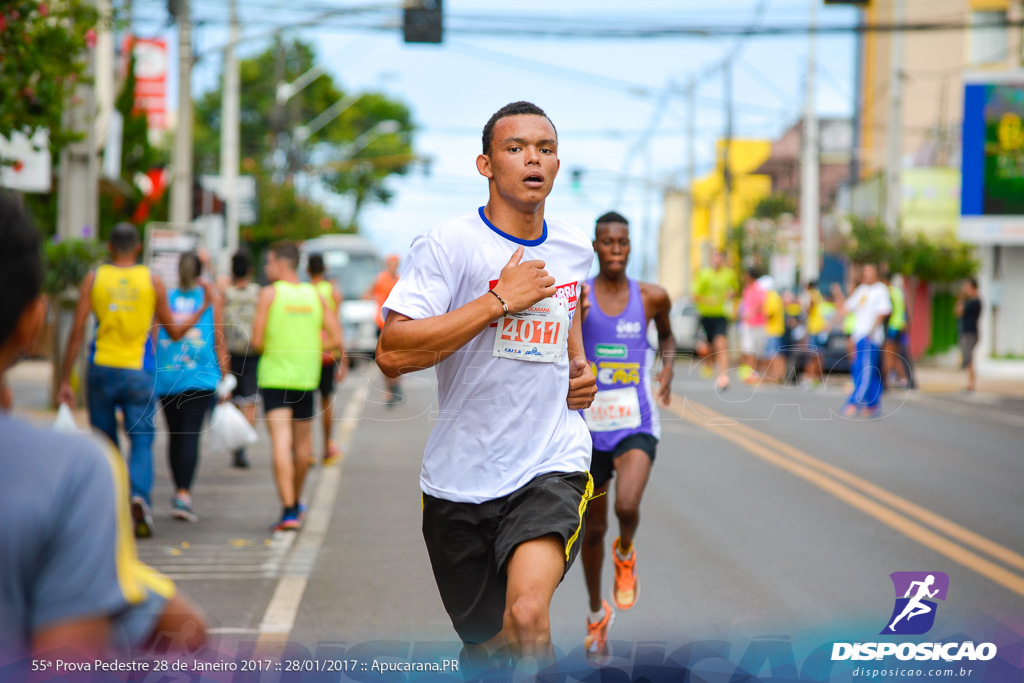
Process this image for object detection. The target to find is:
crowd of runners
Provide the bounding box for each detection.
[0,100,969,675]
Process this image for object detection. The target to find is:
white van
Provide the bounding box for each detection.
[300,235,385,362]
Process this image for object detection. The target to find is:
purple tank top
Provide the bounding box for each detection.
[581,277,660,451]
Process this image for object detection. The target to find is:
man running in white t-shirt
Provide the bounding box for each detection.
[377,101,598,675]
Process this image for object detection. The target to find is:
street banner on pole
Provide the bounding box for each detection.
[122,36,168,131]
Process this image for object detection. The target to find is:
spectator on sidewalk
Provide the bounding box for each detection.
[1,191,206,665]
[59,223,211,538]
[882,270,912,390]
[956,278,982,392]
[834,263,891,417]
[222,249,262,468]
[737,267,767,384]
[154,252,229,524]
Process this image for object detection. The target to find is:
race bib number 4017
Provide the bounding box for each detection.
[493,297,569,363]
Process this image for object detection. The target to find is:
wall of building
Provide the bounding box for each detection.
[658,190,690,300]
[980,244,1024,357]
[857,0,1019,178]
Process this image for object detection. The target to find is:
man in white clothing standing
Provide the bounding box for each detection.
[834,263,892,417]
[376,101,597,675]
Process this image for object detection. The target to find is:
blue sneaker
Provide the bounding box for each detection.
[171,493,198,523]
[273,507,301,532]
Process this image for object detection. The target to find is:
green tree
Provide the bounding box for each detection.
[0,1,104,161]
[193,38,415,234]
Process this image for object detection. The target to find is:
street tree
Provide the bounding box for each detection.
[193,38,415,234]
[0,1,103,162]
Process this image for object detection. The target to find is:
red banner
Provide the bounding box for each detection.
[122,36,168,131]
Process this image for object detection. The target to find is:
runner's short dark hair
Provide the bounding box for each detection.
[269,241,300,270]
[0,191,43,349]
[482,101,556,155]
[308,253,325,276]
[596,211,629,228]
[231,249,251,279]
[109,222,140,254]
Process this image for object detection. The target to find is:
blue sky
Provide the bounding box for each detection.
[134,0,859,278]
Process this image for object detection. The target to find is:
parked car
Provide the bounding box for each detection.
[647,298,703,354]
[821,329,852,374]
[300,236,385,362]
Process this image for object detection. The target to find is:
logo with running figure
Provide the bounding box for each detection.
[881,571,949,635]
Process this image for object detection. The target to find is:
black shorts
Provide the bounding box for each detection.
[229,354,260,402]
[422,471,593,644]
[590,432,658,489]
[700,316,729,342]
[319,361,339,397]
[259,387,315,420]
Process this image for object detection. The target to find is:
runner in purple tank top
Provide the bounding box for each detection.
[578,212,674,663]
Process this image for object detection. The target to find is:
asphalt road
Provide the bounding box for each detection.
[130,359,1024,676]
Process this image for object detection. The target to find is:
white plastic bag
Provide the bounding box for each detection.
[216,373,237,400]
[206,402,258,453]
[54,403,80,433]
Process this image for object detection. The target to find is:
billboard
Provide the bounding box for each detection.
[960,74,1024,244]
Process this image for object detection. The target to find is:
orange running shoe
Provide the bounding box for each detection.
[611,538,639,611]
[584,600,614,664]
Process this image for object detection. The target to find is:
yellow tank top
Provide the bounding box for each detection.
[807,290,826,335]
[90,264,156,369]
[764,290,785,337]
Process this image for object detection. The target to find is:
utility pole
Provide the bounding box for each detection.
[722,61,734,256]
[170,0,193,227]
[683,76,696,290]
[57,0,107,240]
[800,0,820,285]
[220,0,240,275]
[883,0,906,232]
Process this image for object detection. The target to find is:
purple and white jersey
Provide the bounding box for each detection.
[581,277,661,451]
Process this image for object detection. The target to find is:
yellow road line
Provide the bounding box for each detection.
[669,395,1024,599]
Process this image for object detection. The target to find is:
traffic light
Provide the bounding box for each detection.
[403,0,443,44]
[571,168,583,194]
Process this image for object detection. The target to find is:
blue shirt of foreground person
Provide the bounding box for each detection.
[0,190,206,668]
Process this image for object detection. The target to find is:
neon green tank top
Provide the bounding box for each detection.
[257,281,323,390]
[315,280,336,310]
[888,284,906,331]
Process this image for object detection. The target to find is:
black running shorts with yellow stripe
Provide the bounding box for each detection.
[421,471,593,644]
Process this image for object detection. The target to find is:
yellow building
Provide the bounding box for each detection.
[688,139,773,279]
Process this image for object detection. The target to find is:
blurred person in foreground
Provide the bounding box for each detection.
[59,222,212,538]
[0,191,205,667]
[307,254,347,465]
[692,250,738,391]
[366,253,403,405]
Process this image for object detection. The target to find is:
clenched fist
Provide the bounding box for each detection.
[566,358,597,410]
